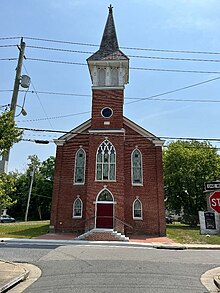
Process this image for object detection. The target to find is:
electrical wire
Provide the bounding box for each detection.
[25,57,220,74]
[0,37,20,40]
[23,36,220,55]
[17,111,90,122]
[26,45,220,63]
[0,45,17,48]
[0,58,17,61]
[23,64,54,129]
[19,127,220,142]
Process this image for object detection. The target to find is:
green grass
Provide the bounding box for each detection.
[166,223,220,245]
[0,220,50,238]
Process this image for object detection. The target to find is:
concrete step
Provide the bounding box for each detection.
[75,229,129,242]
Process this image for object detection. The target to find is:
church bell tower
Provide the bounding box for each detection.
[87,5,129,130]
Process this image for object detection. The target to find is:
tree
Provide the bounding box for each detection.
[0,111,23,156]
[163,140,220,226]
[0,173,16,214]
[9,155,55,220]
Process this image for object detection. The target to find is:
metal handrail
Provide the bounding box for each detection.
[72,215,133,233]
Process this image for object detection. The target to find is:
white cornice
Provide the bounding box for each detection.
[92,86,124,90]
[54,139,65,146]
[89,128,125,134]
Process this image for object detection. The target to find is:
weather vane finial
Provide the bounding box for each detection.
[108,4,113,13]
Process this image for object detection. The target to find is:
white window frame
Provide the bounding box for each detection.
[131,148,143,186]
[73,197,83,218]
[95,140,116,181]
[133,198,143,220]
[74,148,86,185]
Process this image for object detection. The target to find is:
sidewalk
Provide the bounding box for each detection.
[0,260,29,292]
[0,234,220,292]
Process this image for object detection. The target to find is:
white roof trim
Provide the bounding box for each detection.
[123,116,164,146]
[53,116,164,147]
[54,139,66,146]
[55,119,91,143]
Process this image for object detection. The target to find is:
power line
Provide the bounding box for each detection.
[0,37,20,40]
[0,58,17,61]
[125,76,220,105]
[23,36,220,55]
[23,64,54,129]
[17,111,90,122]
[25,57,220,74]
[26,45,220,63]
[0,45,17,48]
[19,127,220,142]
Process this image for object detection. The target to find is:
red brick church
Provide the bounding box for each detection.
[50,6,166,240]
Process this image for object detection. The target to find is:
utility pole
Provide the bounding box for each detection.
[0,38,26,173]
[25,166,35,222]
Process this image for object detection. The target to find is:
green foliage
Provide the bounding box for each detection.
[0,173,17,213]
[163,140,220,226]
[0,111,23,156]
[9,155,55,220]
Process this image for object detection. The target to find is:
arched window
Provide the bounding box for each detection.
[73,197,83,218]
[96,140,116,181]
[111,68,119,86]
[133,198,142,219]
[97,189,113,202]
[98,68,106,86]
[74,148,86,184]
[131,149,143,185]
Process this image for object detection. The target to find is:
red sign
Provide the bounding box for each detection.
[209,191,220,213]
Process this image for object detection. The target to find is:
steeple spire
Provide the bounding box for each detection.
[99,5,119,52]
[87,6,129,87]
[87,6,128,61]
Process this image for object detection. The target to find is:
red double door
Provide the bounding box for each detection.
[96,203,113,228]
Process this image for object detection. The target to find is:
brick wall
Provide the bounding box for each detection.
[91,89,124,129]
[50,90,166,237]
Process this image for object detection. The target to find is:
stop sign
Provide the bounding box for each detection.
[209,191,220,213]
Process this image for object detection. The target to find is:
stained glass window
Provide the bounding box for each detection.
[74,148,86,184]
[73,198,83,218]
[96,140,116,181]
[97,190,113,201]
[132,149,143,184]
[133,199,142,219]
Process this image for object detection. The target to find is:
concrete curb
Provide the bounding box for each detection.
[0,260,29,293]
[201,267,220,292]
[1,237,220,250]
[213,275,220,290]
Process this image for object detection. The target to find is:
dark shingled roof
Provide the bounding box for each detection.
[87,5,128,61]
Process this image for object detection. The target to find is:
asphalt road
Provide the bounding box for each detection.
[0,243,219,292]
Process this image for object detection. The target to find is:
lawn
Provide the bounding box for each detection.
[166,223,220,245]
[0,220,50,238]
[0,220,220,244]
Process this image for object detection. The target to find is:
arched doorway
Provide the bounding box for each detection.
[96,189,114,228]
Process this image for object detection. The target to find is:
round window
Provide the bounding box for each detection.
[101,107,113,118]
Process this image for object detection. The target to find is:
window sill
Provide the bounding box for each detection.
[73,216,82,219]
[133,217,143,220]
[73,183,85,185]
[95,180,117,182]
[132,183,143,187]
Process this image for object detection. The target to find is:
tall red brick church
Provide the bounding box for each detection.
[50,6,166,240]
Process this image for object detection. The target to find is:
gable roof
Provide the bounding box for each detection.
[54,117,164,146]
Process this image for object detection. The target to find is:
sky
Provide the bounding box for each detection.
[1,0,220,172]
